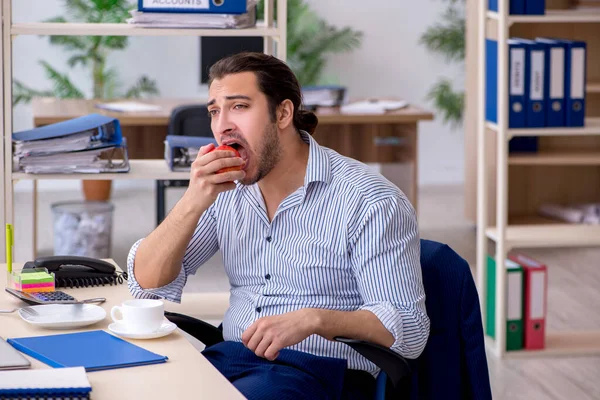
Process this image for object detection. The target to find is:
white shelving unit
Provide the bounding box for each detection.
[476,2,600,359]
[487,9,600,24]
[0,0,287,259]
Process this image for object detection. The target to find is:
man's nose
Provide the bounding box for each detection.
[215,111,235,135]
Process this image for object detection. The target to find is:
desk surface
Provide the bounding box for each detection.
[0,262,244,400]
[32,98,434,126]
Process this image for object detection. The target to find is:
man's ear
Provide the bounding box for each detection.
[276,99,294,130]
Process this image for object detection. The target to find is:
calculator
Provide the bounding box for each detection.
[5,287,78,305]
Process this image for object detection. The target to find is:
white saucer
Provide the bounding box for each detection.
[18,304,106,329]
[108,320,177,339]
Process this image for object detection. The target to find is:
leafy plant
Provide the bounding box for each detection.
[13,0,159,105]
[420,0,465,127]
[257,0,363,86]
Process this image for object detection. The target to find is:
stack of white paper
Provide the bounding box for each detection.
[340,100,408,115]
[95,101,162,113]
[302,87,346,107]
[539,203,600,224]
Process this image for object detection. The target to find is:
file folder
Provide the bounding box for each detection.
[12,113,123,156]
[16,141,130,174]
[138,0,248,14]
[485,39,499,125]
[7,330,168,372]
[509,136,538,153]
[536,38,566,127]
[486,256,524,351]
[489,0,526,14]
[509,253,547,350]
[485,39,527,129]
[560,39,587,127]
[518,39,546,128]
[165,135,217,172]
[525,0,545,15]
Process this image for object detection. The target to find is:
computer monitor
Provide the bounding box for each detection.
[199,36,265,84]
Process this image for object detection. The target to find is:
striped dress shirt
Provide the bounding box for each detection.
[127,130,430,376]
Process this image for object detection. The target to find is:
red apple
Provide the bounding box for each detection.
[211,144,242,173]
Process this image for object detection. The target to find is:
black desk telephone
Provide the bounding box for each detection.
[23,256,128,289]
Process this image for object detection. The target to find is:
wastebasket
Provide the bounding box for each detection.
[52,201,114,259]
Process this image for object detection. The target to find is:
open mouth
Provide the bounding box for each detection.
[224,140,249,168]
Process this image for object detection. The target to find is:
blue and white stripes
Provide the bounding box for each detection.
[127,131,430,376]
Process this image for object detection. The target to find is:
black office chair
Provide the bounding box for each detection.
[157,104,213,225]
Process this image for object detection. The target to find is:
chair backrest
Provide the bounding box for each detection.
[407,239,492,400]
[168,104,212,138]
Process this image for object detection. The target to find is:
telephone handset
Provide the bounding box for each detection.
[22,255,128,289]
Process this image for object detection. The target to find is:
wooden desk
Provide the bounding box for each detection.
[31,98,433,209]
[0,262,244,400]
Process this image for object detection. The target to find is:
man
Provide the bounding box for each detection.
[127,52,430,399]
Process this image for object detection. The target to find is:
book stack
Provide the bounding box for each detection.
[127,0,258,29]
[12,114,130,175]
[485,36,587,152]
[485,254,548,351]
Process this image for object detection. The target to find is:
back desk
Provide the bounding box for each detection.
[31,98,434,209]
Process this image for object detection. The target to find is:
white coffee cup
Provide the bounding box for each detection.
[111,299,164,334]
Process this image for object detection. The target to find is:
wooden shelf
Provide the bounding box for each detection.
[509,150,600,165]
[11,22,280,37]
[510,331,600,358]
[485,220,600,248]
[486,331,600,358]
[12,159,190,181]
[486,118,600,137]
[487,9,600,23]
[588,81,600,93]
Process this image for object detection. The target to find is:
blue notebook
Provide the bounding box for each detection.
[7,330,168,372]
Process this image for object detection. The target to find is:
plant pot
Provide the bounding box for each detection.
[82,180,112,201]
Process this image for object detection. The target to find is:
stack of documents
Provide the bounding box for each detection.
[12,114,130,174]
[539,203,600,224]
[94,101,162,113]
[127,0,258,29]
[340,99,408,115]
[302,86,347,108]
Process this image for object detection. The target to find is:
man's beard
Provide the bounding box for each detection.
[241,122,281,185]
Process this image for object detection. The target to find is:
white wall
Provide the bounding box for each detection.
[305,0,464,185]
[12,0,463,188]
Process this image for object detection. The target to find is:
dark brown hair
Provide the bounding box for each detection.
[208,52,318,135]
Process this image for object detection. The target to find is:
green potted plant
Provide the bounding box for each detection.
[14,0,158,105]
[257,0,363,86]
[14,0,159,202]
[420,0,465,128]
